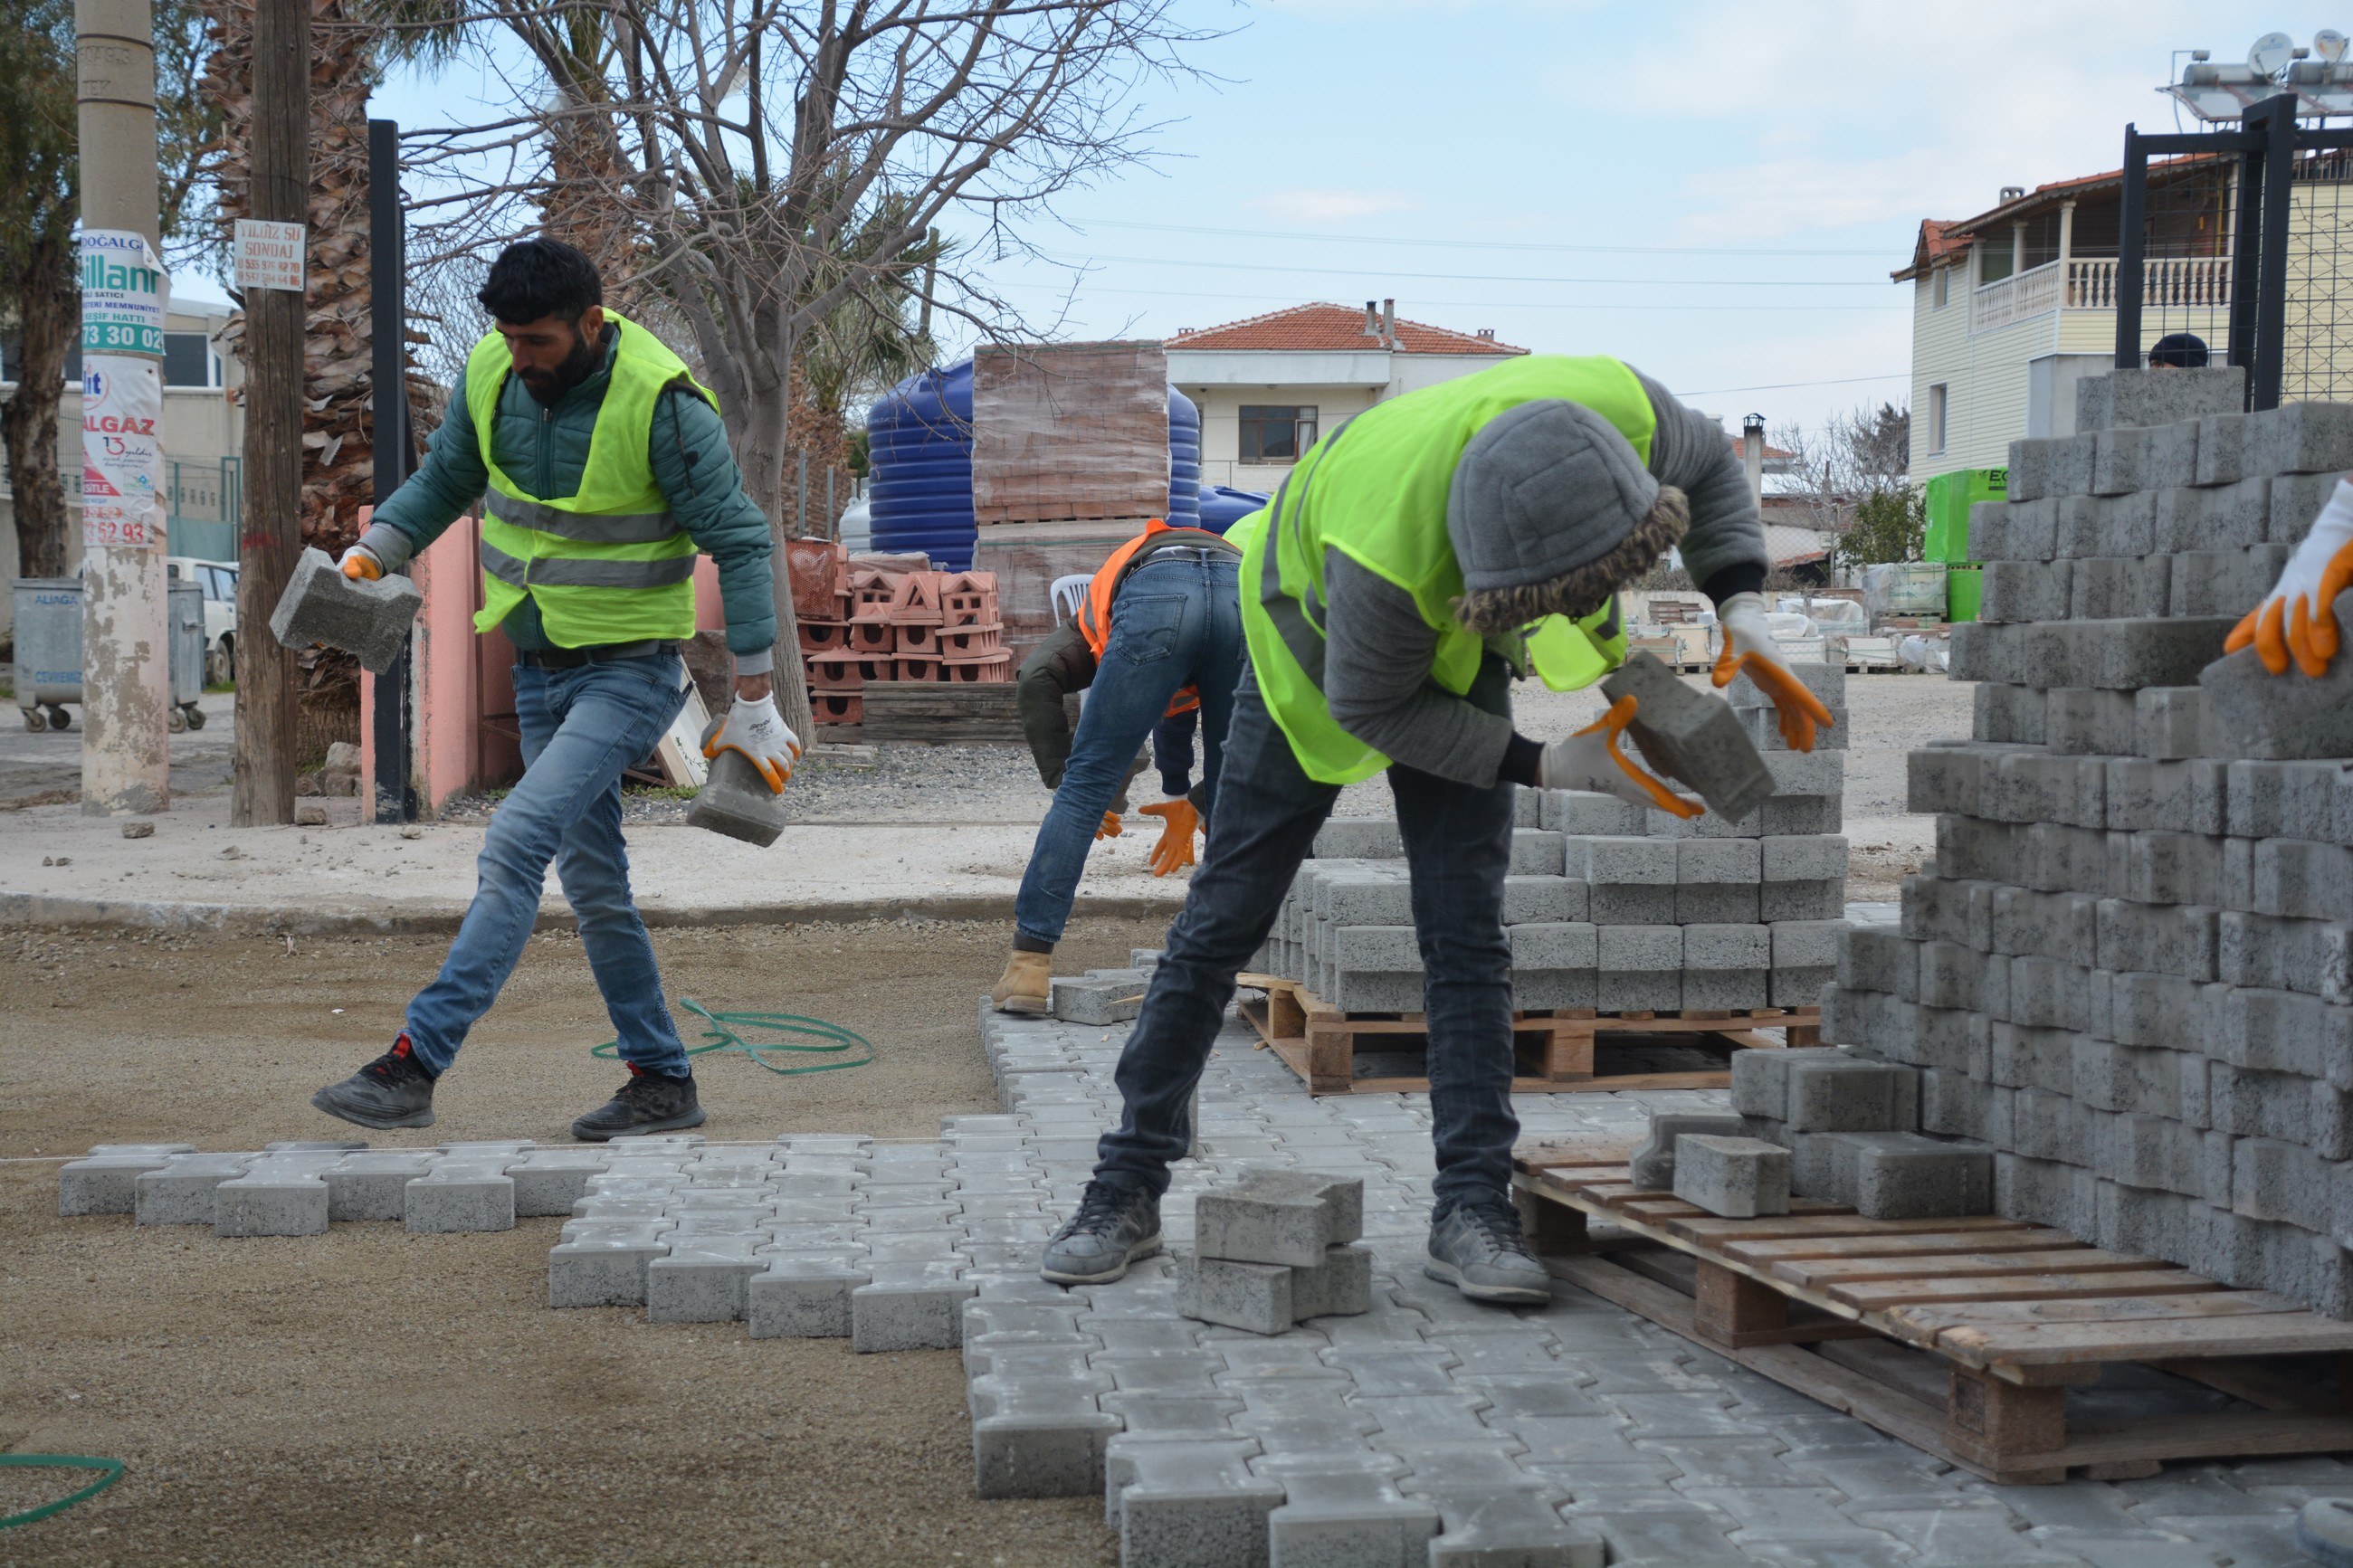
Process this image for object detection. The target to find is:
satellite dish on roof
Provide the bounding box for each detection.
[2319,28,2348,62]
[2252,30,2298,76]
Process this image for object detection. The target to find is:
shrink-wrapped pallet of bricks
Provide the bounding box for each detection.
[1811,366,2353,1316]
[971,343,1172,527]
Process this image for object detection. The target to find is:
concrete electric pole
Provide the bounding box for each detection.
[231,0,310,826]
[74,0,171,815]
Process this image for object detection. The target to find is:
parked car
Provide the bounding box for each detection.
[166,556,237,686]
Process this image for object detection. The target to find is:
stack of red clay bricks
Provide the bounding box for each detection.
[797,553,1008,726]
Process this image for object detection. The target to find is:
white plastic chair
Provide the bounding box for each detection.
[1050,574,1091,625]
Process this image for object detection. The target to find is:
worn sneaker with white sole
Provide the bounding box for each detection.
[1424,1197,1552,1305]
[1039,1180,1161,1285]
[311,1032,437,1130]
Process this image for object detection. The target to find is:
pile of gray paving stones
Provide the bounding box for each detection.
[1255,697,1851,1018]
[1830,368,2353,1316]
[56,977,2353,1563]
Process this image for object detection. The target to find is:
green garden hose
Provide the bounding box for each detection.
[592,998,875,1077]
[0,1455,125,1529]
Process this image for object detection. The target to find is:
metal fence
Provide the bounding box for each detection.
[164,457,240,562]
[2120,96,2353,408]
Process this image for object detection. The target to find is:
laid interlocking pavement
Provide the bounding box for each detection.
[58,992,2353,1566]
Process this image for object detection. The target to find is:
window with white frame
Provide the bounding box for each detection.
[1928,385,1949,455]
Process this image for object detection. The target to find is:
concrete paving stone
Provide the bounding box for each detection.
[1541,789,1647,836]
[1262,1464,1442,1568]
[1195,1169,1365,1266]
[2132,1514,2307,1568]
[1105,1436,1286,1566]
[505,1151,612,1218]
[1672,1135,1793,1218]
[1600,1391,1765,1439]
[548,1221,675,1307]
[269,546,424,670]
[321,1151,439,1221]
[645,1233,774,1321]
[850,1259,974,1352]
[1560,1498,1742,1564]
[212,1173,330,1237]
[1626,1110,1748,1191]
[970,1377,1122,1499]
[1417,1493,1603,1568]
[58,1144,198,1216]
[134,1153,255,1225]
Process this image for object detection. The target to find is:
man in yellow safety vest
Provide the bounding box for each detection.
[1040,355,1833,1301]
[310,238,794,1141]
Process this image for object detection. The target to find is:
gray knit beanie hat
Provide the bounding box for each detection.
[1447,399,1689,634]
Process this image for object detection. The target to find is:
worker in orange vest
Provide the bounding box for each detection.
[995,519,1244,1013]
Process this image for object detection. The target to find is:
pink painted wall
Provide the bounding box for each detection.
[412,514,483,816]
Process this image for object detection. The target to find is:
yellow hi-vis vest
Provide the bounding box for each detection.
[1238,355,1655,785]
[464,312,715,645]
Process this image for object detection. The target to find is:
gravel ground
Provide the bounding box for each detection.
[0,916,1167,1567]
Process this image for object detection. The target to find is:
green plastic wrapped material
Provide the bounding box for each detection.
[1947,566,1983,623]
[1922,468,2007,564]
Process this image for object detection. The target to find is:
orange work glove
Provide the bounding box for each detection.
[1539,694,1704,819]
[1138,796,1200,877]
[338,545,385,582]
[2225,478,2353,677]
[1095,810,1122,841]
[1711,591,1835,752]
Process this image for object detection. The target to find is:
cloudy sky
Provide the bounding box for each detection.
[329,0,2316,432]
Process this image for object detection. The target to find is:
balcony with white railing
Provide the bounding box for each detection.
[1971,256,2233,332]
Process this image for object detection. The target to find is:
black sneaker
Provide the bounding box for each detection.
[1425,1197,1552,1305]
[1039,1180,1161,1285]
[311,1032,437,1130]
[570,1064,706,1142]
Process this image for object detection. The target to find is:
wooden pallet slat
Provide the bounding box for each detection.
[1508,1134,2353,1482]
[1237,974,1813,1095]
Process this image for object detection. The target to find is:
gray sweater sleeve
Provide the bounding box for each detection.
[1322,550,1514,788]
[1632,368,1770,598]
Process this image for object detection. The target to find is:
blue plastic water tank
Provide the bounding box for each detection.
[867,360,1202,569]
[1167,386,1201,525]
[865,360,976,570]
[1197,484,1271,535]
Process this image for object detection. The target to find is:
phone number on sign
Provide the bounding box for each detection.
[81,323,163,354]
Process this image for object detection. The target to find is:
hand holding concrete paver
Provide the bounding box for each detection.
[1712,589,1837,750]
[2226,476,2353,676]
[1537,695,1700,818]
[702,690,804,791]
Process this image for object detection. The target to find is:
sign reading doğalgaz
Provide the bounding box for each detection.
[80,229,168,357]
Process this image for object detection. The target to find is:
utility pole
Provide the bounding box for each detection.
[232,0,310,826]
[75,0,170,815]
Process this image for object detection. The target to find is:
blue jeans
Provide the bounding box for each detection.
[1095,658,1521,1212]
[1014,553,1244,948]
[404,652,693,1079]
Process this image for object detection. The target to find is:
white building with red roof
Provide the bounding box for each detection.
[1164,301,1527,490]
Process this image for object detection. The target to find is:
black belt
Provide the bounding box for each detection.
[519,639,681,670]
[1138,544,1234,566]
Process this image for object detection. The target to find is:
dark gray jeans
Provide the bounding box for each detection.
[1094,658,1519,1212]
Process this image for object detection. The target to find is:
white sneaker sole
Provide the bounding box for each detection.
[1424,1258,1552,1305]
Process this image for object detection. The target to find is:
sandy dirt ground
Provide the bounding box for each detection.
[0,916,1167,1567]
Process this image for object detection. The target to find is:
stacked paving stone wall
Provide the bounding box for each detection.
[1819,368,2353,1316]
[1253,670,1852,1019]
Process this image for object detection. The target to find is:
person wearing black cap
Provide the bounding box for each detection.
[2150,332,2210,369]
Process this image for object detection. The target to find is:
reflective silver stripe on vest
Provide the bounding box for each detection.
[480,538,697,590]
[491,493,681,545]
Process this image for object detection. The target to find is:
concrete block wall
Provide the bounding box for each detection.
[1819,379,2353,1316]
[1251,676,1851,1016]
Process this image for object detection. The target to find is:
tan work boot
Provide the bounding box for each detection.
[991,950,1053,1015]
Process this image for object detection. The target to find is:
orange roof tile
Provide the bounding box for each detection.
[1167,303,1527,356]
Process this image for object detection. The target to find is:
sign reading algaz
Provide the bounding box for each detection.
[80,228,168,356]
[233,219,307,293]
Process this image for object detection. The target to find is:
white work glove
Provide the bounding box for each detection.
[1711,590,1835,752]
[338,544,384,582]
[2228,478,2353,677]
[1539,695,1702,819]
[702,694,805,793]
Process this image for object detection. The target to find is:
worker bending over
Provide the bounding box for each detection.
[994,520,1245,1014]
[311,238,798,1141]
[1040,356,1833,1302]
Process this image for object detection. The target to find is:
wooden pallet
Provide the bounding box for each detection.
[1510,1140,2353,1484]
[1235,974,1817,1095]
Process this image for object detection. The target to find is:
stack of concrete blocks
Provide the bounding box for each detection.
[1729,1050,1993,1220]
[1821,368,2353,1316]
[1253,674,1851,1021]
[1176,1169,1374,1335]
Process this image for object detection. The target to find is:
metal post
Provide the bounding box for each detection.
[367,118,416,822]
[231,0,309,825]
[2116,125,2148,369]
[2250,93,2296,412]
[74,0,170,814]
[2227,109,2271,395]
